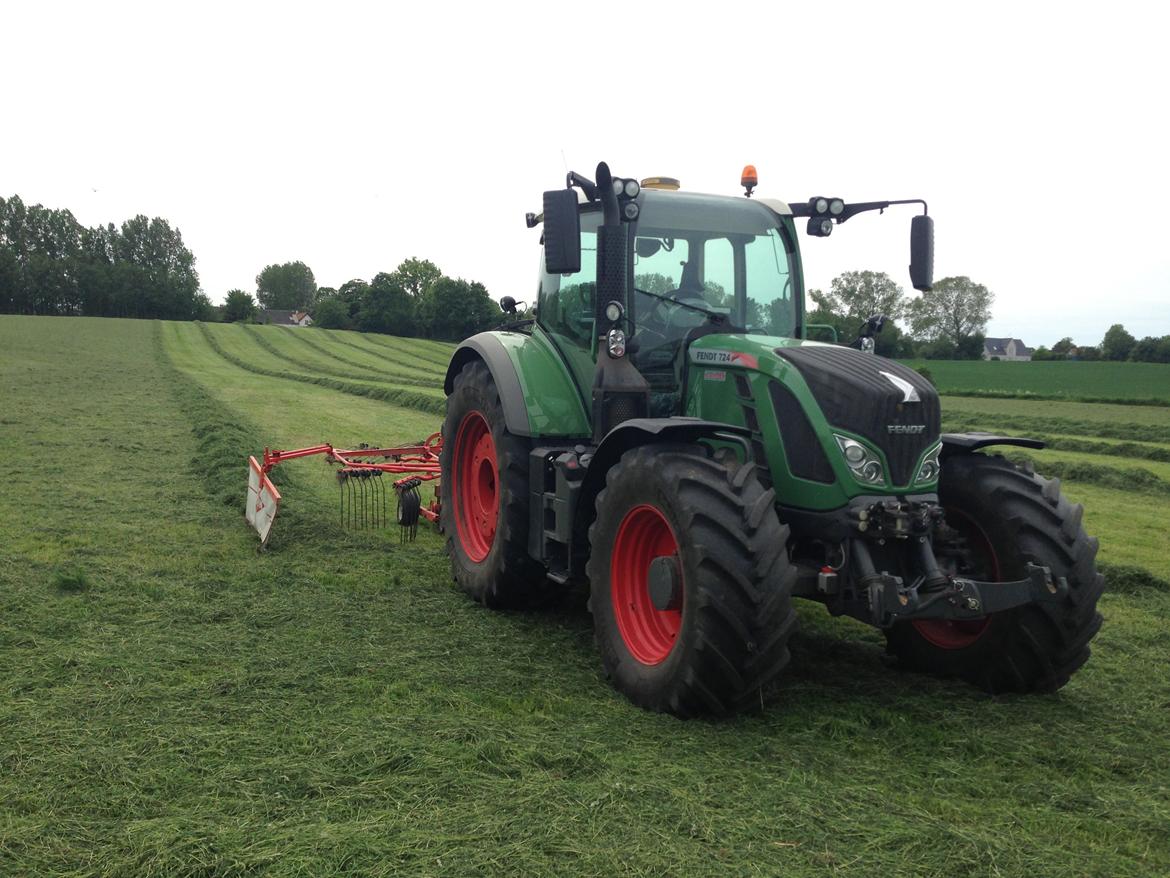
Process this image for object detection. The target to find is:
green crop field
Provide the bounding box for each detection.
[3,316,1168,877]
[905,359,1170,405]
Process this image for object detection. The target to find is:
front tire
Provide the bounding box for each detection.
[885,453,1105,692]
[440,360,544,607]
[586,446,797,716]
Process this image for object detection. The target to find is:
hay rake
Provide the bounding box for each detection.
[247,433,441,546]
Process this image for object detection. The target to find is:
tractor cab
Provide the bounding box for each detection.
[536,186,801,416]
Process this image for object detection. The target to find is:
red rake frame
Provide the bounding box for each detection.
[246,432,442,545]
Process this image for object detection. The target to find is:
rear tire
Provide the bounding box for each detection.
[885,453,1105,692]
[586,445,797,716]
[441,360,544,607]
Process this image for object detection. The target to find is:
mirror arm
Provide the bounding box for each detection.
[789,198,928,222]
[566,171,598,203]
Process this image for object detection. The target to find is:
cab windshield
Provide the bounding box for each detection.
[632,191,799,339]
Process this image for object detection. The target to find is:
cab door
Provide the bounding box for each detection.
[535,208,602,399]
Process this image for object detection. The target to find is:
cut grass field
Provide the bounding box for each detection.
[2,316,1168,876]
[909,359,1170,405]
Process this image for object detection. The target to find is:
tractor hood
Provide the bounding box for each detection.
[687,335,940,489]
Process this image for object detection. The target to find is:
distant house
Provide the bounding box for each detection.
[983,337,1032,361]
[261,310,313,327]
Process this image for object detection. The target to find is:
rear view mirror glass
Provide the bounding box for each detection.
[543,189,581,275]
[910,215,934,292]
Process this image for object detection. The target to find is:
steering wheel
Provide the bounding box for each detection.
[655,289,710,331]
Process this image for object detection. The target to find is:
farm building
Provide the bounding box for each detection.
[983,337,1032,361]
[260,310,313,327]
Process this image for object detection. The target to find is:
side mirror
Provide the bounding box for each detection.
[909,214,934,292]
[542,189,580,275]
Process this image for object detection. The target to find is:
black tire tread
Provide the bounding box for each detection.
[886,453,1105,693]
[440,360,544,608]
[587,446,797,716]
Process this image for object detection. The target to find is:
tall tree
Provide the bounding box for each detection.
[255,261,316,310]
[421,277,499,340]
[907,275,994,348]
[812,270,906,327]
[357,272,416,335]
[223,289,257,322]
[1101,323,1136,361]
[337,278,369,320]
[1,194,202,319]
[389,257,442,299]
[312,297,350,329]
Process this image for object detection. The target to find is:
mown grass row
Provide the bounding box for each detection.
[362,332,455,369]
[196,322,445,416]
[238,325,439,388]
[152,322,314,525]
[1097,561,1170,594]
[313,327,453,373]
[273,325,446,379]
[1004,451,1170,497]
[944,413,1170,444]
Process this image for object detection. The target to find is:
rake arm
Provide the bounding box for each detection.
[248,433,443,545]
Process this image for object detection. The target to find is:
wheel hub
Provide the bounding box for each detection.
[647,556,682,611]
[610,504,683,666]
[453,411,498,563]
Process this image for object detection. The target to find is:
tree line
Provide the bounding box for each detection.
[804,271,993,359]
[1031,325,1170,363]
[223,257,502,341]
[0,195,208,320]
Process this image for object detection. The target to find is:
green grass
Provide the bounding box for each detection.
[910,360,1170,405]
[192,322,446,415]
[942,395,1170,427]
[2,316,1168,876]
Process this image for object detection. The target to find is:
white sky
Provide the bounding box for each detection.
[3,1,1167,346]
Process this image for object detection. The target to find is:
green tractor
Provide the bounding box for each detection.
[439,162,1104,716]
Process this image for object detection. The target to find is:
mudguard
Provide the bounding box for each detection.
[940,432,1046,457]
[444,331,591,438]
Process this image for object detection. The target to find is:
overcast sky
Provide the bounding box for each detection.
[3,1,1166,345]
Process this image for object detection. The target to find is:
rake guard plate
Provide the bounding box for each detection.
[247,455,282,546]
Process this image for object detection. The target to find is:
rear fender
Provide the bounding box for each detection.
[444,332,590,438]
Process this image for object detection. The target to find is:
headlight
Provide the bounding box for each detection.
[835,434,885,486]
[914,442,942,486]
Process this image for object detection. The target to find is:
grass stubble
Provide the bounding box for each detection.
[0,316,1167,876]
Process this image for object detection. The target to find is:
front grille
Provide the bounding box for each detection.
[769,381,835,484]
[774,346,940,487]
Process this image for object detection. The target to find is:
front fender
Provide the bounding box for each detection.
[940,432,1046,457]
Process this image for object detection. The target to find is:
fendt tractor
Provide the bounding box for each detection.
[248,162,1105,716]
[439,162,1104,716]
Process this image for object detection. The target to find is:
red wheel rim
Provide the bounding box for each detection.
[610,505,682,666]
[453,411,498,562]
[913,508,1000,649]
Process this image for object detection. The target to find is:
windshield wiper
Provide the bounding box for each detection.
[633,287,727,323]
